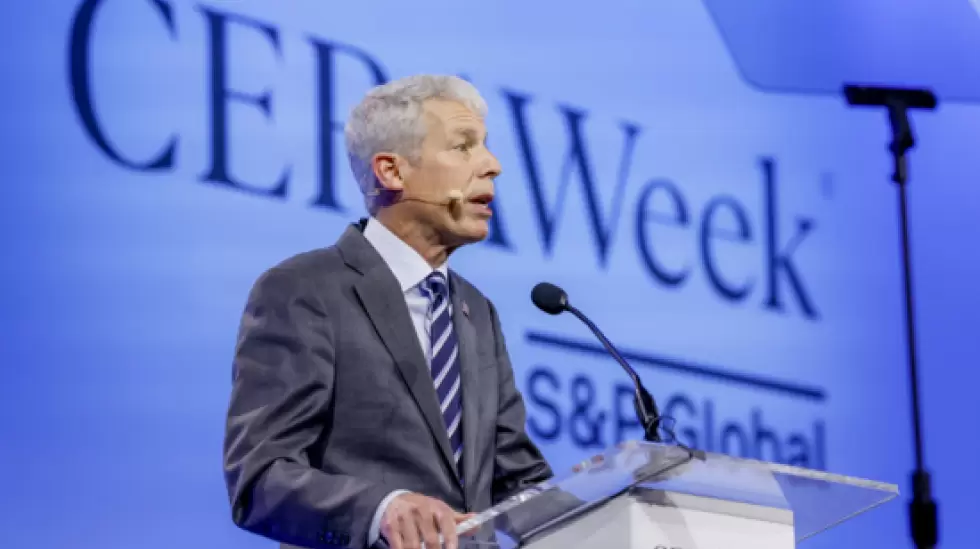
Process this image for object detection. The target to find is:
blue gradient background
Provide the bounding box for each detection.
[1,1,978,548]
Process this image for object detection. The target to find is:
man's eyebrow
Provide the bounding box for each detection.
[453,127,486,141]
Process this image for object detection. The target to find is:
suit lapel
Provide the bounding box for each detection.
[451,272,483,508]
[340,224,460,483]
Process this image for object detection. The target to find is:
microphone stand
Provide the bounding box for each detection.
[843,85,938,549]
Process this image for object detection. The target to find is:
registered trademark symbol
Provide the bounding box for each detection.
[820,172,834,199]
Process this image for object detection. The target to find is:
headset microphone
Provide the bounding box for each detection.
[404,185,469,207]
[369,183,471,209]
[400,189,464,207]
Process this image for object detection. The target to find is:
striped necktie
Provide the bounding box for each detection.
[420,272,464,472]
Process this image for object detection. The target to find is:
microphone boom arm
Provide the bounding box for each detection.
[565,305,662,442]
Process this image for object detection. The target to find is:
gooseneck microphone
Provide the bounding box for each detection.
[531,282,662,442]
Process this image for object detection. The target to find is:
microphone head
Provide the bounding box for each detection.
[447,189,464,202]
[531,282,568,315]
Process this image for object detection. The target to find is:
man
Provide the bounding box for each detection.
[223,74,554,549]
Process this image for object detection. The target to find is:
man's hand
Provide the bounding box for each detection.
[380,493,469,549]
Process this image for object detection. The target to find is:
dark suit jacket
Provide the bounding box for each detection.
[223,220,554,549]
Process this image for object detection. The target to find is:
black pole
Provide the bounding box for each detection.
[843,84,938,549]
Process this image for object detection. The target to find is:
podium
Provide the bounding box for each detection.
[456,440,898,549]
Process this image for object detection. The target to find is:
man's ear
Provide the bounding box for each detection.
[372,152,404,193]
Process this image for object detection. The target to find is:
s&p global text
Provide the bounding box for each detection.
[524,364,828,470]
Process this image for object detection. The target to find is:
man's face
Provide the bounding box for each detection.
[398,99,501,245]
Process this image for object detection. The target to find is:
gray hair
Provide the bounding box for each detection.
[344,74,489,213]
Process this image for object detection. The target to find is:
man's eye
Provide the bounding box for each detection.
[455,143,471,152]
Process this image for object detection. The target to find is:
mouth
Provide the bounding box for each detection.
[467,193,494,206]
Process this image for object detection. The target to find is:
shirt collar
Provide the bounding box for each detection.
[362,217,449,293]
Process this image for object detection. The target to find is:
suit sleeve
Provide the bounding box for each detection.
[223,267,393,549]
[488,300,554,504]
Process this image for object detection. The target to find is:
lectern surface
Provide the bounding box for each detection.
[455,440,898,547]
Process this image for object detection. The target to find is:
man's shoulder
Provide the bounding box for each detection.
[272,246,345,274]
[248,245,348,298]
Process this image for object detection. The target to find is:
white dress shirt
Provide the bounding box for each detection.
[362,216,450,362]
[361,217,451,545]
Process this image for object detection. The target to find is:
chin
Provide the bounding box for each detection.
[452,219,490,245]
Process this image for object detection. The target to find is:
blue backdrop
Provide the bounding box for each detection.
[2,1,979,548]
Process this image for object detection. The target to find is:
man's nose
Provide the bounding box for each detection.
[478,148,502,179]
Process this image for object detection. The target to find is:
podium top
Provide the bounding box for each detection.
[457,440,898,547]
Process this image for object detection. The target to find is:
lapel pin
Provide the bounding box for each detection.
[461,301,470,317]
